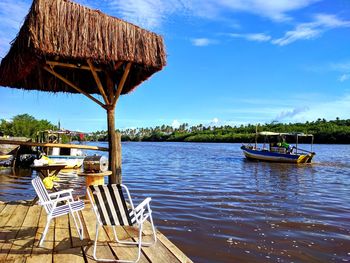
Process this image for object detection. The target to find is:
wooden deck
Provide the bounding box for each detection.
[0,201,193,263]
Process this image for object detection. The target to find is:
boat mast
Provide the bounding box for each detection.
[255,124,258,149]
[296,134,299,154]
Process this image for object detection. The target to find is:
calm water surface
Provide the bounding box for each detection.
[1,142,350,262]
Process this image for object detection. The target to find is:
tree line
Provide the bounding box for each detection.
[90,118,350,144]
[0,114,57,139]
[1,114,349,144]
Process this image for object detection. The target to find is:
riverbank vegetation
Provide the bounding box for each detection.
[0,114,57,139]
[97,118,350,144]
[1,115,349,144]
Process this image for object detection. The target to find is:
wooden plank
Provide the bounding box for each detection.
[81,204,116,262]
[0,205,30,261]
[122,225,181,263]
[46,61,102,71]
[156,231,193,263]
[2,257,26,263]
[0,203,7,214]
[0,140,108,151]
[26,253,51,263]
[29,206,55,263]
[6,205,42,261]
[104,226,150,263]
[53,247,85,263]
[54,214,71,252]
[43,66,106,109]
[142,221,193,263]
[87,59,109,104]
[0,204,17,226]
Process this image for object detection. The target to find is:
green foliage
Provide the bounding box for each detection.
[0,114,57,139]
[2,114,349,144]
[116,118,350,144]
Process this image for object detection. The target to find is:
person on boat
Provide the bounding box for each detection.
[277,139,293,153]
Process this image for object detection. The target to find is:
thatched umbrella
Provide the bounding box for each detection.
[0,0,166,183]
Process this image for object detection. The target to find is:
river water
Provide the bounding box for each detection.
[1,142,350,262]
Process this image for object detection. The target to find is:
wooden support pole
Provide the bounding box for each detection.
[46,61,102,71]
[106,107,122,184]
[113,62,132,106]
[44,66,106,109]
[114,61,123,71]
[87,59,109,104]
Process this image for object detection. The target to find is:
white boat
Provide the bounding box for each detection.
[37,130,86,169]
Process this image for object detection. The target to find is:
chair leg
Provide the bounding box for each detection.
[113,226,118,241]
[70,210,84,240]
[75,210,84,239]
[135,222,143,263]
[148,213,157,246]
[39,217,51,247]
[115,216,157,247]
[93,224,142,263]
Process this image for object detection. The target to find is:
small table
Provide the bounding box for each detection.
[78,171,112,198]
[31,164,67,178]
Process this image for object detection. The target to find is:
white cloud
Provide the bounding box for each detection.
[272,24,320,46]
[294,94,350,121]
[171,119,180,128]
[274,106,309,121]
[106,0,189,29]
[191,38,216,46]
[272,14,350,46]
[315,13,350,28]
[338,74,350,82]
[230,33,271,42]
[331,61,350,72]
[104,0,319,30]
[212,0,319,22]
[0,0,29,58]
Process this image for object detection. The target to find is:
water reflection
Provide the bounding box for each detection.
[0,143,350,262]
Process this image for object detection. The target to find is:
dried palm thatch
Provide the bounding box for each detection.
[0,0,166,95]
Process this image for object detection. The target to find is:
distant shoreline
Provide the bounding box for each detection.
[2,115,350,144]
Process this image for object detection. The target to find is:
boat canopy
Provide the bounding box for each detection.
[258,131,313,137]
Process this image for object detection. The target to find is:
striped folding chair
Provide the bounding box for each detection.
[31,176,84,246]
[87,184,157,263]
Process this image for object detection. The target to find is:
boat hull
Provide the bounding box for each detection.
[241,146,314,163]
[48,155,85,169]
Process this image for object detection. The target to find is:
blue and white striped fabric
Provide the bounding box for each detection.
[32,176,84,246]
[89,184,136,226]
[32,176,53,213]
[32,176,84,217]
[52,200,85,217]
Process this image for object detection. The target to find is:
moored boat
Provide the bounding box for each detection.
[241,131,316,163]
[36,130,86,169]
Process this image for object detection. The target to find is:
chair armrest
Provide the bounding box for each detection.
[134,197,152,212]
[39,195,72,205]
[49,189,74,197]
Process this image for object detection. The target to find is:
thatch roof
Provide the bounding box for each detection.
[0,0,166,95]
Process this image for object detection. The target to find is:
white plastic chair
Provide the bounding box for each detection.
[31,176,84,246]
[87,184,157,263]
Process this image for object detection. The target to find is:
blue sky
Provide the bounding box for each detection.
[1,0,350,132]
